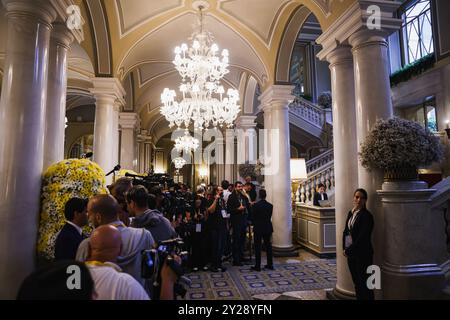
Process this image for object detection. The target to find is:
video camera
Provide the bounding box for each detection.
[125,172,175,190]
[141,238,190,299]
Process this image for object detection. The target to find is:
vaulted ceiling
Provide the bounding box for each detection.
[0,0,356,142]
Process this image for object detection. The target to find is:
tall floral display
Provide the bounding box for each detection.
[37,159,107,261]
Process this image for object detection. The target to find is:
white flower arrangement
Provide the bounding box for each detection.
[37,159,107,261]
[359,118,444,171]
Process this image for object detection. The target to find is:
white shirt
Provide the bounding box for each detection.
[67,221,82,235]
[348,209,360,230]
[86,261,150,300]
[223,190,232,203]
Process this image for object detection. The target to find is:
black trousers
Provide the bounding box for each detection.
[347,255,374,300]
[210,228,226,268]
[190,231,207,268]
[254,232,273,268]
[231,220,246,264]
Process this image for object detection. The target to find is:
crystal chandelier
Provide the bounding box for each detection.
[160,5,240,130]
[172,157,187,170]
[175,131,200,153]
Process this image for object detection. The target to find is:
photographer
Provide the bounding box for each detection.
[206,186,227,272]
[127,185,178,243]
[87,225,179,300]
[108,177,133,227]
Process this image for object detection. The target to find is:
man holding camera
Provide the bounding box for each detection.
[126,185,178,242]
[76,195,154,287]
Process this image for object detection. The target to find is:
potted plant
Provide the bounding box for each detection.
[318,91,332,109]
[359,118,444,181]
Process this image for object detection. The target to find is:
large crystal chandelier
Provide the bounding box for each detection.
[175,131,200,153]
[160,3,240,130]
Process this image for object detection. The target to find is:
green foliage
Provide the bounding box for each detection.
[390,54,435,87]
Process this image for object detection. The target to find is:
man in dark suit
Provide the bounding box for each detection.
[249,189,273,271]
[313,183,328,206]
[54,198,88,260]
[227,181,250,266]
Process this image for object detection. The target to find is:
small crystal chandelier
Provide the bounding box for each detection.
[175,131,200,153]
[160,3,240,130]
[172,157,187,170]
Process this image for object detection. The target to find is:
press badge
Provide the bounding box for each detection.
[345,235,353,248]
[196,224,202,233]
[221,210,228,218]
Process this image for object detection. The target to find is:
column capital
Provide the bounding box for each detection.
[235,115,257,129]
[51,23,75,49]
[258,85,295,112]
[316,0,402,61]
[137,129,152,142]
[90,77,126,106]
[119,112,140,130]
[326,45,353,66]
[2,0,58,26]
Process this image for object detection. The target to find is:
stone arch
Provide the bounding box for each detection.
[275,5,315,83]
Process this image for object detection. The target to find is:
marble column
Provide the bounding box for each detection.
[0,0,57,299]
[259,85,297,256]
[90,78,125,184]
[325,46,359,299]
[137,129,152,174]
[349,29,395,279]
[259,96,273,203]
[215,135,225,185]
[119,112,139,172]
[224,129,235,183]
[43,23,74,169]
[112,101,121,166]
[235,115,257,166]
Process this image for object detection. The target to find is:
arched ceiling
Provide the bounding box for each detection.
[0,0,357,141]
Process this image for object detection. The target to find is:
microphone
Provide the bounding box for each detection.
[125,172,145,179]
[105,164,121,176]
[84,152,93,158]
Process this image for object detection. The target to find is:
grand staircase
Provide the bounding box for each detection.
[287,97,335,205]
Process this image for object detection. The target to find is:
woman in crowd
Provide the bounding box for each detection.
[189,195,208,271]
[343,188,374,300]
[206,186,227,272]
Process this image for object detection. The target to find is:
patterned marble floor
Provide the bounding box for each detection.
[182,250,336,300]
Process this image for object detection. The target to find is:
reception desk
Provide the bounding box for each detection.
[293,204,336,255]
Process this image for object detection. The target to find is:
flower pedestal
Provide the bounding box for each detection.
[377,180,446,299]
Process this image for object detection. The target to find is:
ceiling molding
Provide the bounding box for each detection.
[218,0,291,49]
[85,0,113,76]
[114,0,185,39]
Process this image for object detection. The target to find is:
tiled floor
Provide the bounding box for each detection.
[182,249,335,300]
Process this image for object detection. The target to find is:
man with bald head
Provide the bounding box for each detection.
[76,195,155,288]
[86,225,149,300]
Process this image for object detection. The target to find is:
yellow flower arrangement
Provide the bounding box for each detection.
[37,159,107,261]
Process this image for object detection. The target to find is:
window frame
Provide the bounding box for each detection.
[398,0,436,67]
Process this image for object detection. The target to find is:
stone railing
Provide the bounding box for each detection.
[289,97,326,129]
[296,160,334,204]
[306,148,334,173]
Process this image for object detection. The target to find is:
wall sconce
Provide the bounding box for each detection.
[445,120,450,139]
